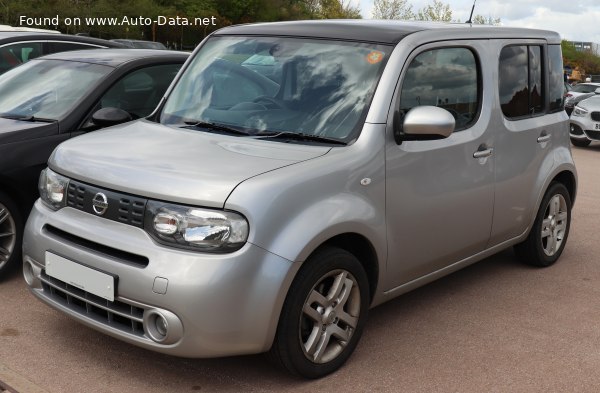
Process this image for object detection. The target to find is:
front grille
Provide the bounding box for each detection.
[592,112,600,122]
[44,225,149,268]
[66,180,147,228]
[40,270,145,337]
[584,130,600,140]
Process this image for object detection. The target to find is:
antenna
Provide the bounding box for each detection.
[466,0,476,24]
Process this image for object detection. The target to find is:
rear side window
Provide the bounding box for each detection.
[399,47,479,130]
[548,45,564,112]
[0,42,42,73]
[499,45,544,118]
[100,63,182,118]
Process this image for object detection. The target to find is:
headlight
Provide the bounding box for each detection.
[572,106,589,117]
[144,201,249,252]
[38,168,69,210]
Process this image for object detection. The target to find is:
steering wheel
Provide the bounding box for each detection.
[252,95,285,109]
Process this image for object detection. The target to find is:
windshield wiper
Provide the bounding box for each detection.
[182,120,252,136]
[0,114,56,123]
[255,131,347,146]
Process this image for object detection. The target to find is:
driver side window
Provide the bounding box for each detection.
[399,47,480,131]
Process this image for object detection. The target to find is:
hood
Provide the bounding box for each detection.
[49,120,331,208]
[0,118,58,144]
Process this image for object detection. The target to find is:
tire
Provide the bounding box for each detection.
[0,191,22,279]
[570,138,591,147]
[514,182,571,267]
[269,247,369,378]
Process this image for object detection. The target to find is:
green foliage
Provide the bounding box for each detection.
[562,40,600,76]
[415,0,452,22]
[471,14,501,25]
[4,0,360,48]
[372,0,414,20]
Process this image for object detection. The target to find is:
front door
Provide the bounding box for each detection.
[385,43,495,288]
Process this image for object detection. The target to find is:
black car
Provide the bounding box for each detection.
[0,31,125,74]
[0,49,188,277]
[110,39,168,50]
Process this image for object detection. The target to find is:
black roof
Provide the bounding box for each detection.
[37,49,189,67]
[215,20,560,45]
[0,31,124,47]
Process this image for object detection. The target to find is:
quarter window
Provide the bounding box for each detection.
[499,45,545,118]
[399,47,479,130]
[548,45,564,112]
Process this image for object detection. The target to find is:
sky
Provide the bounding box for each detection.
[356,0,600,45]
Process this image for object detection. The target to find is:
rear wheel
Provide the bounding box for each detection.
[570,138,591,147]
[514,182,571,267]
[0,192,22,279]
[269,247,369,378]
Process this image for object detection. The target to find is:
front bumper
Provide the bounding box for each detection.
[23,200,298,358]
[569,117,600,141]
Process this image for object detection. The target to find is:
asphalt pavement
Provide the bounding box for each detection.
[2,145,600,392]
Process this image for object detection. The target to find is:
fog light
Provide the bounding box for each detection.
[143,309,183,344]
[23,260,35,286]
[155,314,168,337]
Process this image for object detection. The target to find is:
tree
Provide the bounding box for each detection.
[471,14,501,25]
[415,0,452,22]
[372,0,414,20]
[302,0,361,19]
[562,40,600,76]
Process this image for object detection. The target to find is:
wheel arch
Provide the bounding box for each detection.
[308,233,379,304]
[0,175,30,217]
[552,170,577,206]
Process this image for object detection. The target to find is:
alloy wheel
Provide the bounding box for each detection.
[0,203,16,270]
[299,269,361,364]
[541,194,568,257]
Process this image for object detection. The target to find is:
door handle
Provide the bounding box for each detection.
[537,134,551,143]
[473,148,493,159]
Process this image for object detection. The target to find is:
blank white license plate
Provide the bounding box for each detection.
[45,252,115,302]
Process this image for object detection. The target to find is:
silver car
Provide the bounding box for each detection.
[23,21,577,378]
[565,82,600,115]
[569,95,600,146]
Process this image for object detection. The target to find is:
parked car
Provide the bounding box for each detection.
[0,31,125,74]
[110,39,167,50]
[569,95,600,146]
[23,21,576,378]
[565,82,600,115]
[0,49,188,277]
[565,81,572,95]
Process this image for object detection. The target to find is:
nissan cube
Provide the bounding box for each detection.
[23,21,577,378]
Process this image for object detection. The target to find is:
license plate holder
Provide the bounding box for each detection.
[45,252,116,302]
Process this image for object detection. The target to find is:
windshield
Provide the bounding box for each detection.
[0,59,111,120]
[160,36,390,143]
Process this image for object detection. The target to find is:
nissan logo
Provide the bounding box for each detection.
[92,192,109,215]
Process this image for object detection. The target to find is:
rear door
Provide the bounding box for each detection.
[488,41,565,246]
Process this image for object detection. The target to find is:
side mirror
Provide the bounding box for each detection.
[595,87,600,95]
[91,107,132,127]
[395,106,455,144]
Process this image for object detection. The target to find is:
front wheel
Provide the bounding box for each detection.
[269,247,369,378]
[0,192,22,279]
[514,182,572,267]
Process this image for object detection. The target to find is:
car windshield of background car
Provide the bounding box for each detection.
[0,59,111,120]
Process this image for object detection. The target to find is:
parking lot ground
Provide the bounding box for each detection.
[2,145,600,392]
